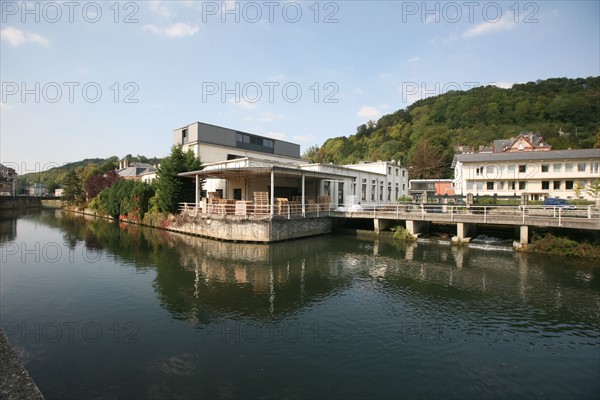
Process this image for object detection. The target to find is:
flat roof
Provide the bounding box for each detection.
[178,158,349,181]
[180,121,301,147]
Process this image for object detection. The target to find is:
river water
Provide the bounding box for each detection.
[1,210,599,399]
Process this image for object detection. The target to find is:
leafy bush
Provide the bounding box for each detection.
[97,180,154,220]
[528,233,600,258]
[391,225,416,241]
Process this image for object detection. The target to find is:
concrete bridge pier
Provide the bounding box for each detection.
[452,222,477,244]
[406,220,430,238]
[519,225,529,244]
[374,218,393,234]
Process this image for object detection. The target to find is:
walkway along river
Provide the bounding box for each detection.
[1,209,599,399]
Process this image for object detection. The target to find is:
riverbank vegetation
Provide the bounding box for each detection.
[527,233,600,259]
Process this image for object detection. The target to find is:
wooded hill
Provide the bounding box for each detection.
[17,155,160,193]
[304,77,600,177]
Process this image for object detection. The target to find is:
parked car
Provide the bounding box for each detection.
[543,198,577,209]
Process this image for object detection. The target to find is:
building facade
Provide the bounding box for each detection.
[452,149,600,201]
[0,164,17,196]
[173,122,302,164]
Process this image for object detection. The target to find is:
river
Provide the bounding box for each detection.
[1,209,599,399]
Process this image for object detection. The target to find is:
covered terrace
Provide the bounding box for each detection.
[178,158,347,218]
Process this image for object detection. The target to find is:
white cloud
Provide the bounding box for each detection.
[264,131,286,140]
[148,1,175,18]
[143,22,199,38]
[356,104,389,120]
[408,56,420,63]
[462,17,516,38]
[292,133,317,143]
[267,73,286,81]
[258,112,283,123]
[1,27,49,47]
[227,98,259,110]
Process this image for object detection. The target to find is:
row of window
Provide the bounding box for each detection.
[387,166,407,177]
[474,162,599,176]
[236,132,274,149]
[467,180,591,192]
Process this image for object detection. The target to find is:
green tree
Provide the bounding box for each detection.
[302,145,320,163]
[587,179,600,206]
[62,170,83,204]
[154,146,203,213]
[408,138,447,179]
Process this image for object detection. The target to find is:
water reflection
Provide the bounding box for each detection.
[2,210,599,399]
[32,210,600,327]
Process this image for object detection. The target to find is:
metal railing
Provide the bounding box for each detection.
[178,202,332,220]
[178,201,600,228]
[330,203,600,228]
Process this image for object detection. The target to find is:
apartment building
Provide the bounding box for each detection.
[452,149,600,200]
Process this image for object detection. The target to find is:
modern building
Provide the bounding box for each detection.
[174,122,302,164]
[452,148,600,201]
[0,164,17,196]
[174,122,409,207]
[173,122,303,196]
[180,158,410,210]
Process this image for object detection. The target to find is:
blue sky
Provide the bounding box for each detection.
[1,0,599,171]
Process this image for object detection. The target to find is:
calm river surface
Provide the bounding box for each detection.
[1,210,599,399]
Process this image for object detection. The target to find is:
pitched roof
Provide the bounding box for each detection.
[452,148,600,166]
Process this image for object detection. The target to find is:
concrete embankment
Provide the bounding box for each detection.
[0,328,45,400]
[0,196,42,210]
[63,207,333,243]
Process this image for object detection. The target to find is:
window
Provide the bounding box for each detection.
[565,163,573,172]
[542,181,550,190]
[379,185,383,201]
[361,183,367,201]
[388,166,391,174]
[233,188,242,200]
[387,186,391,201]
[236,132,274,153]
[508,165,515,173]
[553,181,561,190]
[553,163,562,172]
[466,182,474,191]
[578,163,586,172]
[519,181,526,190]
[541,164,549,172]
[402,184,406,190]
[182,129,188,145]
[476,166,484,176]
[402,170,406,177]
[510,181,516,190]
[486,182,494,190]
[498,182,504,191]
[591,163,599,174]
[395,168,399,176]
[227,154,243,160]
[371,181,375,201]
[476,182,484,191]
[565,180,574,190]
[519,165,526,173]
[486,166,495,176]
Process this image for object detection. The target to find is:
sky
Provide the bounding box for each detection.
[1,0,599,172]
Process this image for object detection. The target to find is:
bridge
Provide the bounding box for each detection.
[178,202,600,244]
[330,204,600,245]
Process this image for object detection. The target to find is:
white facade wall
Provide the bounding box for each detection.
[454,155,600,200]
[302,162,409,207]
